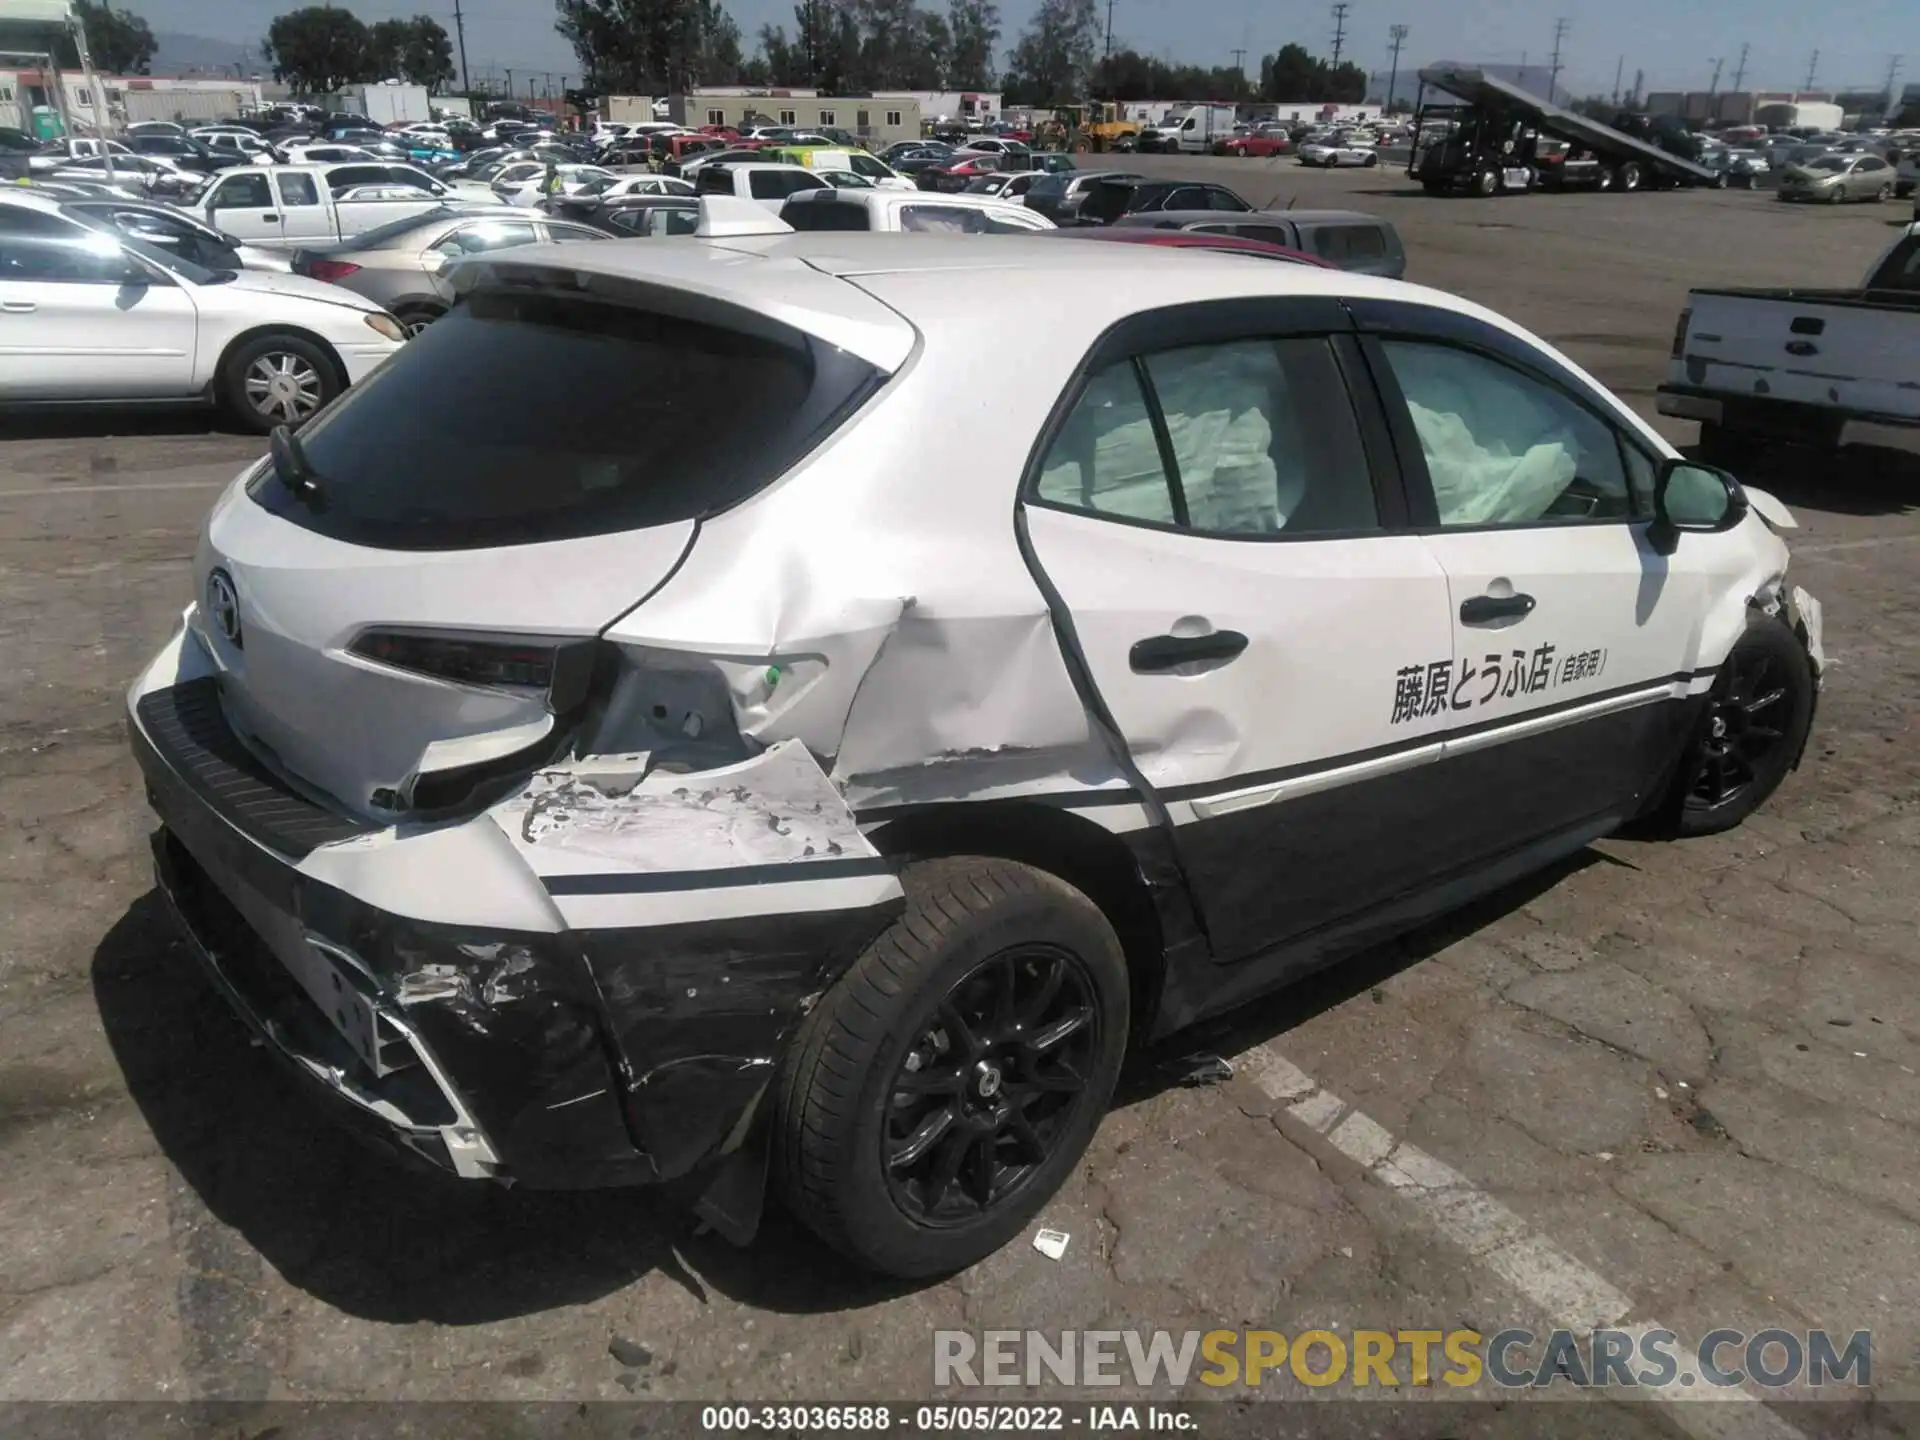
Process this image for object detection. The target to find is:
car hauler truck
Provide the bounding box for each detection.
[1409,65,1721,196]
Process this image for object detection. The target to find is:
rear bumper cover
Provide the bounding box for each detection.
[1658,384,1920,456]
[127,620,902,1190]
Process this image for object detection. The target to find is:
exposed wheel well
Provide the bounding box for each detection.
[215,325,347,395]
[865,801,1169,1035]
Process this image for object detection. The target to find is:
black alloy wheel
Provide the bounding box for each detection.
[1686,646,1793,810]
[881,944,1099,1225]
[1667,617,1814,836]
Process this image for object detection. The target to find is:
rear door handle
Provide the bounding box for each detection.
[1460,593,1536,626]
[1129,630,1249,673]
[0,301,35,313]
[260,212,278,221]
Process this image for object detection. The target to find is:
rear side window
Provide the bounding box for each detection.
[252,286,886,550]
[1078,182,1134,222]
[783,198,870,231]
[1034,339,1378,537]
[1310,224,1388,265]
[696,168,734,194]
[276,173,319,206]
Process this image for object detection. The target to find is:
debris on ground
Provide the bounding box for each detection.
[1033,1229,1071,1261]
[1162,1053,1235,1087]
[609,1336,654,1368]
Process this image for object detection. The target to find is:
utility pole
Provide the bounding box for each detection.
[504,66,514,103]
[1230,47,1246,74]
[1885,55,1904,110]
[1330,3,1350,69]
[1386,24,1408,112]
[1631,67,1643,106]
[451,0,471,93]
[1547,17,1568,104]
[1707,57,1723,97]
[1612,55,1624,104]
[1104,0,1115,59]
[1731,41,1749,92]
[1803,50,1818,91]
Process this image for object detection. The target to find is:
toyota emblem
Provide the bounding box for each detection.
[207,569,242,649]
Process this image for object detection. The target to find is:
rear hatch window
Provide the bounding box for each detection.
[249,283,884,551]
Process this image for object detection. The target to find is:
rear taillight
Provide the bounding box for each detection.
[349,630,597,709]
[307,258,362,283]
[1671,307,1691,359]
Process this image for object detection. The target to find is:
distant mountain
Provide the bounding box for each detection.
[150,31,263,79]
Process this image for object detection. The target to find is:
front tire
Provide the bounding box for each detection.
[392,303,445,337]
[1475,165,1500,197]
[1364,151,1379,167]
[775,857,1129,1278]
[1664,617,1815,837]
[220,332,339,434]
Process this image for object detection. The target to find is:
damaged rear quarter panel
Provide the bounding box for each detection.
[596,325,1127,809]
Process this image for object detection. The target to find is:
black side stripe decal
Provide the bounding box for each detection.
[544,855,896,896]
[858,667,1718,820]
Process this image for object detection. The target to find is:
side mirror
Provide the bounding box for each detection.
[1650,457,1748,553]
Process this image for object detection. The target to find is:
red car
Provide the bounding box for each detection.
[1223,125,1293,158]
[1039,226,1329,266]
[919,154,1003,192]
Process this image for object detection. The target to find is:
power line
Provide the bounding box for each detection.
[1547,17,1568,105]
[1386,24,1408,112]
[1731,42,1749,93]
[451,0,471,93]
[1330,3,1350,69]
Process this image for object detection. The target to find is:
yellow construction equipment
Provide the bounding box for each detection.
[1038,102,1142,153]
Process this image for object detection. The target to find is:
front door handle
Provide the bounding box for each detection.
[0,301,35,313]
[260,212,278,221]
[1129,630,1249,673]
[1460,593,1536,626]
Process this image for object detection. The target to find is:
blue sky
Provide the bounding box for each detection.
[137,0,1914,100]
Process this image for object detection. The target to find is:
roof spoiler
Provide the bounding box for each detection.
[693,196,794,238]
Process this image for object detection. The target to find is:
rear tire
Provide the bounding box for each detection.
[1660,618,1815,838]
[1874,183,1892,203]
[775,857,1129,1278]
[1616,160,1644,192]
[1364,151,1379,167]
[220,332,340,435]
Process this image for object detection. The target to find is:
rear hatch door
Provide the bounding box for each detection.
[196,250,909,818]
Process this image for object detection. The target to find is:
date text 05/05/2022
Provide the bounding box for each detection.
[1390,643,1609,726]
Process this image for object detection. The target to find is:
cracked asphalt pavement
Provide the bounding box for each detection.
[1,161,1916,1428]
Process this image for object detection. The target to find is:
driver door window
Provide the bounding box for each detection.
[1376,340,1640,527]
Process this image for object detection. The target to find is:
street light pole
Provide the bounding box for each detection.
[1387,24,1409,113]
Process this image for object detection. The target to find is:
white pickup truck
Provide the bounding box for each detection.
[194,162,503,249]
[1658,224,1920,462]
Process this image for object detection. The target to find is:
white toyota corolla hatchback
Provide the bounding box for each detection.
[128,201,1823,1278]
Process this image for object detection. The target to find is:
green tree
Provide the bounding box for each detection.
[556,0,745,91]
[1258,42,1365,103]
[265,7,372,94]
[367,16,455,91]
[946,0,998,88]
[59,1,157,75]
[1001,0,1097,105]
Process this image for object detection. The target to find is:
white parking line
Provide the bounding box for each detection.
[0,480,228,498]
[1236,1043,1808,1439]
